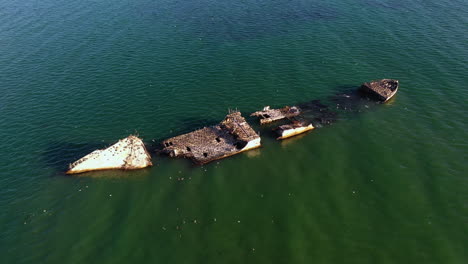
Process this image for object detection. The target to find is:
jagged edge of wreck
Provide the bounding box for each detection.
[66,135,153,174]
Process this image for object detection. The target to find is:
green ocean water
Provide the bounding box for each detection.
[1,0,467,263]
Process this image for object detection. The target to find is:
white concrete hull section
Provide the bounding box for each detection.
[67,135,152,174]
[240,138,261,152]
[277,124,314,140]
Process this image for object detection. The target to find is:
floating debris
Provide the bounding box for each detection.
[251,105,301,124]
[360,79,399,102]
[161,111,261,164]
[66,135,152,174]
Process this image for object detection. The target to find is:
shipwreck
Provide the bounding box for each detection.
[66,135,152,174]
[65,79,399,174]
[161,111,261,164]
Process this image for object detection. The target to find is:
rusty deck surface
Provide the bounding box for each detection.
[161,112,260,164]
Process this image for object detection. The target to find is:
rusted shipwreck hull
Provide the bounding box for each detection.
[360,79,399,102]
[161,111,261,164]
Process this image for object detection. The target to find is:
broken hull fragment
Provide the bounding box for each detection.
[276,124,315,140]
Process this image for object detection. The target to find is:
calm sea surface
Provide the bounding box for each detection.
[1,0,467,263]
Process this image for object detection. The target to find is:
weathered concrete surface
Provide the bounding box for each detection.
[67,135,152,174]
[360,79,399,102]
[161,111,261,164]
[251,106,301,124]
[274,122,314,140]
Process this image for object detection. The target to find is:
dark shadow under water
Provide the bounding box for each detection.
[43,142,112,174]
[295,86,382,128]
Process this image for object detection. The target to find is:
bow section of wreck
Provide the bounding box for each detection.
[161,111,261,164]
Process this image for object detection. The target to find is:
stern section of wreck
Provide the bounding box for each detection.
[360,79,399,102]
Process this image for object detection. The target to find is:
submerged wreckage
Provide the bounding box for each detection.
[251,105,315,139]
[66,79,399,174]
[250,105,301,124]
[161,111,261,164]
